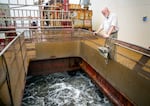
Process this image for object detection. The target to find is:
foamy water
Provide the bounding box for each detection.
[22,71,113,106]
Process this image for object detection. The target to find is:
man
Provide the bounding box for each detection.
[45,14,49,26]
[94,7,118,38]
[95,7,119,60]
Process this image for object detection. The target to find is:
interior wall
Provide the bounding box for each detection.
[91,0,150,49]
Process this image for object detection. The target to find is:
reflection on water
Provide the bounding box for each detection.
[22,70,113,106]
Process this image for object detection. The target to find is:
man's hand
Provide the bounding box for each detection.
[93,32,98,35]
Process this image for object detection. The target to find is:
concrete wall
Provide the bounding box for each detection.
[91,0,150,49]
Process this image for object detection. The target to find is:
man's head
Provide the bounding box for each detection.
[101,7,110,18]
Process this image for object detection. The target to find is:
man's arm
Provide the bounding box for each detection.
[94,25,103,36]
[102,26,115,38]
[107,26,115,36]
[95,27,103,33]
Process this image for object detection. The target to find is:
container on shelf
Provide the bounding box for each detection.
[84,19,92,27]
[73,19,83,28]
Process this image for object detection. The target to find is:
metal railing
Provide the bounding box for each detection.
[24,28,96,43]
[0,0,73,29]
[0,8,72,29]
[0,29,97,53]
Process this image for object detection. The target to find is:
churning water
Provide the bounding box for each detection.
[22,70,113,106]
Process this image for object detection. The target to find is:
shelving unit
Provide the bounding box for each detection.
[40,0,72,28]
[41,1,93,30]
[69,7,92,30]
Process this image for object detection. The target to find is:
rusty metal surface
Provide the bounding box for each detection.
[28,57,82,76]
[0,35,28,106]
[0,57,6,88]
[80,40,150,106]
[80,60,135,106]
[116,45,150,79]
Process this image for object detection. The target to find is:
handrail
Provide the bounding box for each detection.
[115,40,150,57]
[93,33,150,57]
[0,29,96,56]
[0,32,21,56]
[0,29,149,58]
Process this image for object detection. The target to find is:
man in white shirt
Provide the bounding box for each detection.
[95,7,119,60]
[94,7,118,38]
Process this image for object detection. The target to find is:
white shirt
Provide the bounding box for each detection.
[100,13,118,33]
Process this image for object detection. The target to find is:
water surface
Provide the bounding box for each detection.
[22,70,113,106]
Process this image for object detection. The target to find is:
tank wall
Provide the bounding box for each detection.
[27,38,150,105]
[79,39,150,106]
[35,41,81,60]
[0,33,149,105]
[0,35,28,106]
